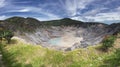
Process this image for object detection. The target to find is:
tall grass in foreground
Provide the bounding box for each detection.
[0,36,120,67]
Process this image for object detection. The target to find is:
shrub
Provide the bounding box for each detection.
[102,35,116,51]
[0,30,14,44]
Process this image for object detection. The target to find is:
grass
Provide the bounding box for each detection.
[99,49,120,67]
[0,35,120,67]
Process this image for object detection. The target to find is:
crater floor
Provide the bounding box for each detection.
[16,26,111,51]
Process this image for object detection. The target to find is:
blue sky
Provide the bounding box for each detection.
[0,0,120,24]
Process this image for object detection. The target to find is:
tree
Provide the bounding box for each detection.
[0,30,14,44]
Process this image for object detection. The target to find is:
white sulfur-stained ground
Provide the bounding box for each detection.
[15,25,111,50]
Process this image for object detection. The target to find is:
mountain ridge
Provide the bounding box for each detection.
[0,16,120,35]
[0,16,120,50]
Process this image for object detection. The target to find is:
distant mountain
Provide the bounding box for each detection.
[0,16,120,35]
[0,16,42,32]
[42,18,108,27]
[42,18,84,26]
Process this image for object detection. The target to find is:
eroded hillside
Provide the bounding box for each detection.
[0,17,120,51]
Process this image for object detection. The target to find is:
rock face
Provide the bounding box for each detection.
[15,26,107,50]
[0,16,120,51]
[108,23,120,35]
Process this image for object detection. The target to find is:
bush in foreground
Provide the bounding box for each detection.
[100,48,120,67]
[102,35,116,51]
[0,30,14,44]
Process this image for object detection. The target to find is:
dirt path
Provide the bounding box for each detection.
[0,51,4,67]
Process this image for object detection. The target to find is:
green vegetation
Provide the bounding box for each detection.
[42,18,83,26]
[102,35,116,51]
[0,34,120,67]
[0,30,14,44]
[0,37,119,67]
[4,17,41,32]
[100,48,120,67]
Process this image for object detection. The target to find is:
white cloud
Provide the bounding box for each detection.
[94,12,120,21]
[0,15,8,20]
[65,0,77,16]
[0,0,6,8]
[115,7,120,11]
[26,7,60,19]
[18,9,30,12]
[71,1,120,23]
[12,1,32,4]
[15,7,61,20]
[61,0,95,16]
[77,0,94,9]
[83,8,108,16]
[0,0,119,23]
[0,6,61,20]
[0,0,59,20]
[0,8,30,13]
[2,8,30,13]
[71,16,87,21]
[71,12,120,23]
[103,0,115,5]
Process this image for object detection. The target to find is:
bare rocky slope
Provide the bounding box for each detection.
[0,17,120,51]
